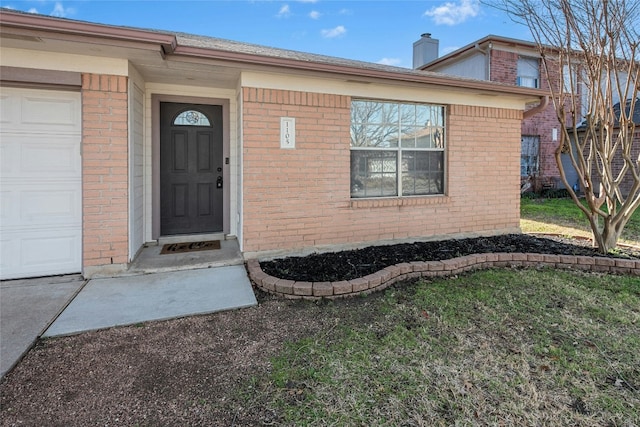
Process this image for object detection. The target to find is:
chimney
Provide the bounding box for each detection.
[413,33,439,69]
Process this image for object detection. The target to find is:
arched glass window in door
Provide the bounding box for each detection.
[173,109,212,126]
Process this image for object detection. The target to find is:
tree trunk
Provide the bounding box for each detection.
[591,219,622,254]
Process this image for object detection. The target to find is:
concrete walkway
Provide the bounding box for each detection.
[1,275,86,378]
[1,265,257,378]
[44,265,256,337]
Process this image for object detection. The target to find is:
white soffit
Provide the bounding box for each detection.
[240,71,534,110]
[0,47,129,76]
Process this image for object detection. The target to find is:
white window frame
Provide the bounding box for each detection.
[517,56,540,89]
[350,99,446,198]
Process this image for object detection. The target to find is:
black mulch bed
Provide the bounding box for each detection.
[260,234,640,282]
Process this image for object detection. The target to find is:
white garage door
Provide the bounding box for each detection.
[0,87,82,280]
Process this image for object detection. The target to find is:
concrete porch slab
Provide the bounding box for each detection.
[124,238,244,276]
[44,265,257,337]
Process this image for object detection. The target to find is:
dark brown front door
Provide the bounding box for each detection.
[160,102,223,236]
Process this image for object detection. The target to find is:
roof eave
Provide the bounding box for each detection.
[0,10,546,101]
[0,9,177,53]
[174,45,546,100]
[421,35,540,70]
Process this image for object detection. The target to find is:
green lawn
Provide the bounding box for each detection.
[244,199,640,425]
[3,202,639,427]
[520,197,640,246]
[240,269,640,426]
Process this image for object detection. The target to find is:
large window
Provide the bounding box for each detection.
[350,100,445,198]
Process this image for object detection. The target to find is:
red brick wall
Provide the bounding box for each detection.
[81,74,129,268]
[522,103,562,187]
[613,129,640,197]
[490,50,518,86]
[530,58,585,188]
[588,128,640,197]
[491,49,586,188]
[242,88,523,255]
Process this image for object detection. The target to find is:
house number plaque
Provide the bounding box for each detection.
[280,117,295,149]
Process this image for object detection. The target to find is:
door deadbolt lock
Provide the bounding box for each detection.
[216,176,223,188]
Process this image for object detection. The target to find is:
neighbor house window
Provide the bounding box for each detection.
[350,100,445,198]
[521,135,540,176]
[563,64,578,94]
[517,57,540,88]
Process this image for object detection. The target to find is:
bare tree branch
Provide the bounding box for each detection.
[485,0,640,252]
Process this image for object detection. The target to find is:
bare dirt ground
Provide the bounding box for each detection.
[1,289,333,426]
[1,234,638,426]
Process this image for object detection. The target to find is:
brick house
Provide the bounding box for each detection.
[574,98,640,197]
[0,10,544,280]
[418,34,587,191]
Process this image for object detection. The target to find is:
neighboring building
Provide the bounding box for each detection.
[418,34,587,191]
[574,98,640,197]
[0,10,544,280]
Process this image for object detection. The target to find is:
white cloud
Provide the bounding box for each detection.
[50,2,75,17]
[377,58,402,66]
[3,1,74,16]
[309,10,321,19]
[339,8,352,15]
[277,4,291,18]
[321,25,346,39]
[424,0,480,25]
[296,0,318,3]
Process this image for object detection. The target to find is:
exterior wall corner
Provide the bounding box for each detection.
[81,73,130,270]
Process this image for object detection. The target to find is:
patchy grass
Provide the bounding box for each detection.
[521,197,640,246]
[241,269,640,426]
[2,269,638,426]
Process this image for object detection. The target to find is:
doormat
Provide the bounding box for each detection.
[160,240,221,254]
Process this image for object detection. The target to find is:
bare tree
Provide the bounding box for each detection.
[489,0,640,253]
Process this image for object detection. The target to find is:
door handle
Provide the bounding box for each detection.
[216,176,223,189]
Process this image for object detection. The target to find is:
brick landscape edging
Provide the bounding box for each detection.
[246,253,640,300]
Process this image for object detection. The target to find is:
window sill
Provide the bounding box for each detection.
[350,195,450,209]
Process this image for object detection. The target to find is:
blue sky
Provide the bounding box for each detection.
[1,0,534,68]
